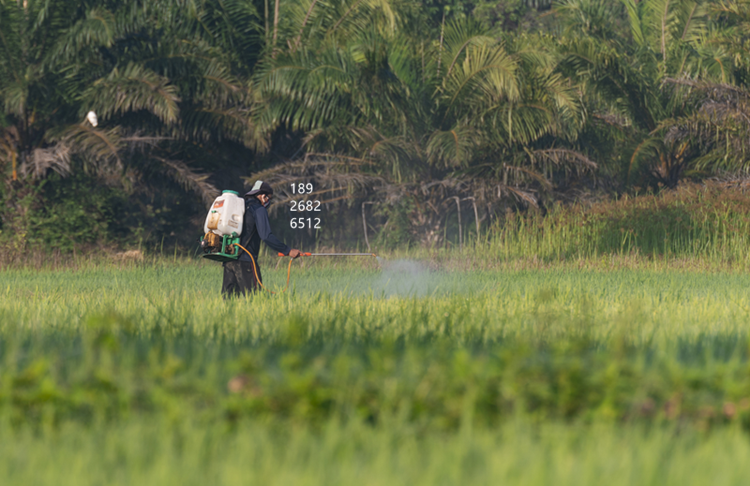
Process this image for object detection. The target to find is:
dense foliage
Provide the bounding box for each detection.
[3,264,750,424]
[2,0,750,252]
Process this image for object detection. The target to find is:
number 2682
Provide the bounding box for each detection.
[290,200,321,212]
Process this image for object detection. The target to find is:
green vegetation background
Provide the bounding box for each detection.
[4,261,750,484]
[2,0,750,257]
[5,3,750,481]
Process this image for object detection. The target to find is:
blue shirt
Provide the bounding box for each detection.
[238,198,291,262]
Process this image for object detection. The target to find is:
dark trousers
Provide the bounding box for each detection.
[222,260,262,298]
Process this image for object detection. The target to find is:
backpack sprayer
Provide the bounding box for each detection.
[201,190,378,293]
[200,190,244,262]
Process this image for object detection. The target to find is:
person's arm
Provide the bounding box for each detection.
[254,206,292,255]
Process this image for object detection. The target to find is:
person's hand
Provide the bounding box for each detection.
[288,249,302,259]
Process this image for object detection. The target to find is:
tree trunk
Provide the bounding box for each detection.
[293,0,319,51]
[272,0,280,55]
[265,0,270,41]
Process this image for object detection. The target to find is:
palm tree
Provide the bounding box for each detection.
[0,0,265,243]
[555,0,730,188]
[656,2,750,175]
[253,2,595,244]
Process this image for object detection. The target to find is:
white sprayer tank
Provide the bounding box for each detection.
[204,190,245,236]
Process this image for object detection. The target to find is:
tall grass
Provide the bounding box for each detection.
[484,183,750,267]
[5,182,750,272]
[3,265,750,428]
[3,254,750,482]
[3,418,750,486]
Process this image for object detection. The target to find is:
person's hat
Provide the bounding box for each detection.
[244,180,274,198]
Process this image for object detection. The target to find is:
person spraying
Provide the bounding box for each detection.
[222,181,301,297]
[202,180,377,295]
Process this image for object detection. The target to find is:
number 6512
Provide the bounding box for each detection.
[290,217,321,229]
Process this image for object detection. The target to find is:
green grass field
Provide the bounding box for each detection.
[2,258,750,484]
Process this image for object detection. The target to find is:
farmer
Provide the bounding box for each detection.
[222,180,301,297]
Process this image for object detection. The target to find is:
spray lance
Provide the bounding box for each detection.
[220,250,379,295]
[278,252,377,257]
[200,190,379,294]
[262,252,380,294]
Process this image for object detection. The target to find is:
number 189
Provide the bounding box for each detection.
[291,182,313,195]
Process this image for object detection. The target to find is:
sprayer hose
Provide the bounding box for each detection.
[234,243,293,294]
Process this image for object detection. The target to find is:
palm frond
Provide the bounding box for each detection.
[18,143,72,179]
[45,7,116,66]
[57,124,124,171]
[440,43,519,122]
[426,125,483,168]
[156,156,220,205]
[84,63,181,125]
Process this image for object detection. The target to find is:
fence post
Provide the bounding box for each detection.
[453,196,462,250]
[461,197,479,243]
[362,202,374,252]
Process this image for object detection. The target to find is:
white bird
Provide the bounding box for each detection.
[86,111,98,127]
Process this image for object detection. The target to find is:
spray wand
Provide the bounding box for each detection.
[233,243,379,294]
[277,252,377,257]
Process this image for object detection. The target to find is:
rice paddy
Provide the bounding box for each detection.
[2,257,750,484]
